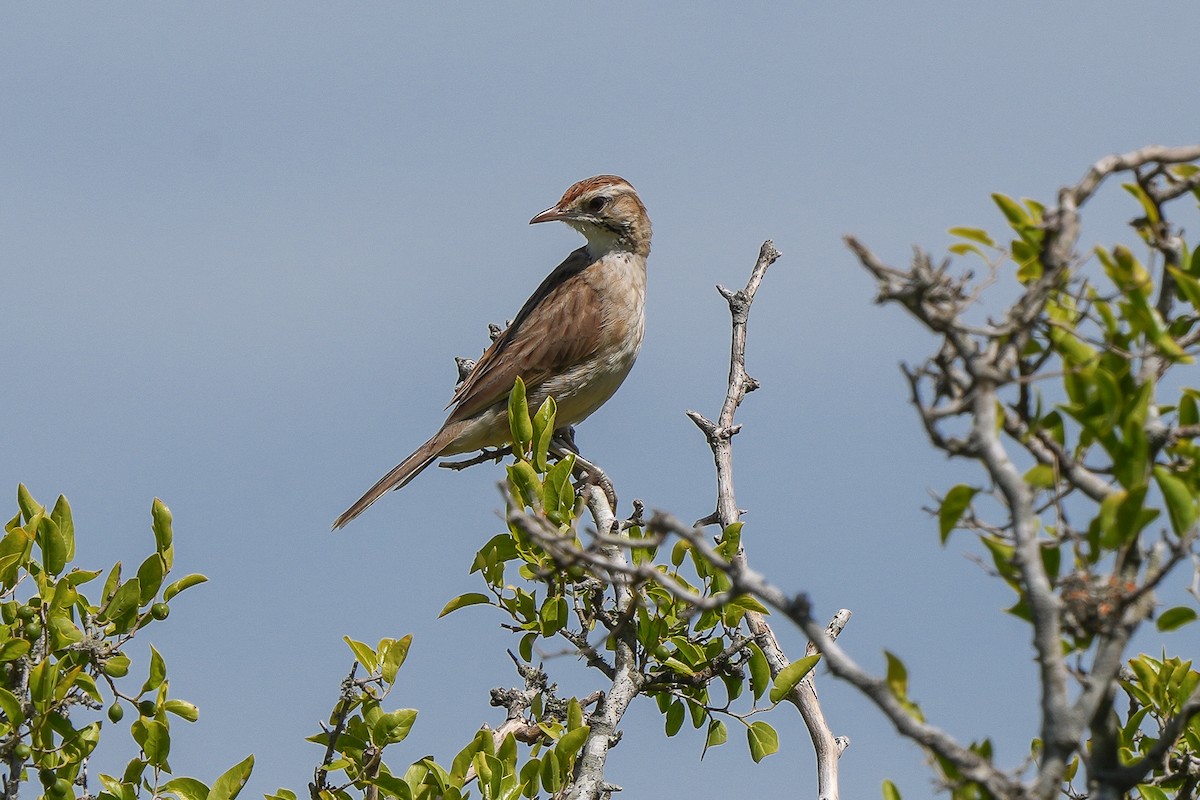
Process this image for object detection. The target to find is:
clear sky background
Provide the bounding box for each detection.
[3,4,1199,798]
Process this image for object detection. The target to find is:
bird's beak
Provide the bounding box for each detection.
[529,206,568,225]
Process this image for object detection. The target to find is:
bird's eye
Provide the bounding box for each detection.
[587,196,609,213]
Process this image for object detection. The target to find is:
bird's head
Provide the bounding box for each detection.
[530,175,651,257]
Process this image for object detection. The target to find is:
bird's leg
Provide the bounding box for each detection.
[551,426,580,455]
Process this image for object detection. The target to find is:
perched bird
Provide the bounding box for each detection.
[333,175,651,529]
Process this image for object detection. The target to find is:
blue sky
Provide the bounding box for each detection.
[3,4,1199,798]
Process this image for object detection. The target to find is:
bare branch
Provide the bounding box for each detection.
[692,240,854,800]
[1064,144,1200,208]
[310,664,361,800]
[846,143,1200,799]
[562,485,644,800]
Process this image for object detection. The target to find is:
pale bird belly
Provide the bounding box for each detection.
[537,324,643,427]
[546,253,646,425]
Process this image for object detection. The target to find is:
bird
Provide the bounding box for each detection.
[333,175,651,529]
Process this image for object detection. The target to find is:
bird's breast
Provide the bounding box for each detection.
[541,251,647,426]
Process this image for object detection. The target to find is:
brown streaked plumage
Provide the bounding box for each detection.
[333,175,651,529]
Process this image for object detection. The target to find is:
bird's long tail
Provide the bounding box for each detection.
[332,429,453,530]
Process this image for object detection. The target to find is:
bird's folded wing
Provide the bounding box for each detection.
[448,248,602,423]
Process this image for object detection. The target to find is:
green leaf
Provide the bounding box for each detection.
[704,719,727,750]
[449,733,485,782]
[438,593,491,618]
[715,521,743,560]
[992,193,1029,226]
[543,454,576,524]
[103,562,122,601]
[1013,240,1042,282]
[104,653,131,678]
[1156,606,1198,632]
[769,653,821,703]
[746,721,778,763]
[66,567,101,586]
[566,698,583,732]
[1024,464,1056,490]
[1153,466,1198,536]
[531,396,557,473]
[498,729,518,765]
[163,573,208,602]
[882,779,903,800]
[137,555,165,607]
[139,719,171,766]
[142,645,167,694]
[150,500,176,573]
[151,499,173,554]
[0,686,24,726]
[368,775,411,800]
[507,461,543,510]
[1039,543,1061,581]
[381,634,411,684]
[0,639,30,662]
[1096,490,1124,550]
[938,485,978,543]
[664,700,684,736]
[1169,266,1200,309]
[16,484,43,524]
[885,651,909,700]
[948,227,995,247]
[29,659,55,708]
[372,709,417,745]
[747,642,770,701]
[539,748,562,794]
[1116,486,1155,547]
[1122,182,1160,224]
[160,777,211,800]
[519,758,541,798]
[38,516,67,576]
[670,539,690,567]
[164,699,200,722]
[122,758,150,787]
[554,724,589,759]
[663,656,696,677]
[729,594,770,614]
[343,637,378,672]
[1181,392,1200,427]
[103,578,142,627]
[948,242,982,257]
[0,527,32,588]
[539,595,567,636]
[508,377,533,456]
[209,754,255,800]
[518,631,536,663]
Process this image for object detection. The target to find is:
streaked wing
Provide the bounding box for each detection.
[448,247,601,422]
